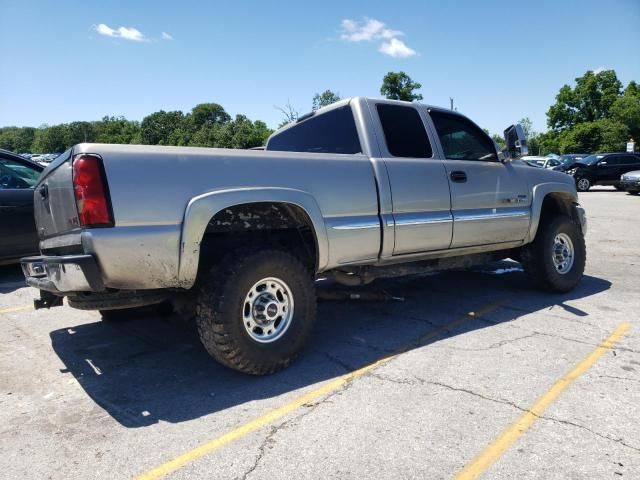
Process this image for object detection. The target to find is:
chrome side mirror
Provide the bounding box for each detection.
[503,124,528,160]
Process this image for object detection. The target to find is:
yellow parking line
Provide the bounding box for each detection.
[135,301,503,480]
[454,321,631,480]
[0,304,33,315]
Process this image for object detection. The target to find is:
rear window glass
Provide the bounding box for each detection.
[376,104,433,158]
[267,106,361,154]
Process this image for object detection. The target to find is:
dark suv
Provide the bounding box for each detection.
[567,153,640,192]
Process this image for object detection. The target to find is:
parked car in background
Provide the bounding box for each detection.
[520,156,561,169]
[30,153,61,166]
[620,170,640,195]
[553,154,589,172]
[567,153,640,191]
[0,149,43,264]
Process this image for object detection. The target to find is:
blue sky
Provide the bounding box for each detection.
[1,0,639,135]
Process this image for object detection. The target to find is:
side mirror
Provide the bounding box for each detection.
[503,124,528,160]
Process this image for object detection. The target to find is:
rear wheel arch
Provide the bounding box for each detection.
[198,202,320,276]
[178,189,329,288]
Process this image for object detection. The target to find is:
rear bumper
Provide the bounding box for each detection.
[21,255,104,294]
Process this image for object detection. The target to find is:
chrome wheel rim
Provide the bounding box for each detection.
[577,178,589,191]
[552,233,575,274]
[242,277,294,343]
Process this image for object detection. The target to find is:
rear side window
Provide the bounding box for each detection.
[621,155,640,165]
[0,157,40,189]
[430,111,497,161]
[267,106,361,154]
[376,104,432,158]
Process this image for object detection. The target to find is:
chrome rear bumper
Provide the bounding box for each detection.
[21,255,104,294]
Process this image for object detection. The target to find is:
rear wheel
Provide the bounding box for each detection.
[575,177,591,192]
[196,249,316,375]
[521,215,586,293]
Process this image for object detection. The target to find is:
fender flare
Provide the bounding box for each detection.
[526,182,579,242]
[177,187,329,288]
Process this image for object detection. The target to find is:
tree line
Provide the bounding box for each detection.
[527,70,639,154]
[0,104,273,154]
[0,72,422,153]
[1,69,637,155]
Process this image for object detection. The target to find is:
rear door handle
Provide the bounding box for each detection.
[450,171,467,183]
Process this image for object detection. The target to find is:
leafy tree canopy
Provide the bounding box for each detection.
[191,103,231,128]
[0,102,271,153]
[547,69,622,131]
[312,90,341,111]
[380,71,423,102]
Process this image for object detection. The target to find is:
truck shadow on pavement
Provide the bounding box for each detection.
[49,261,611,428]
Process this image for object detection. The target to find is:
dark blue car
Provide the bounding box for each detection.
[0,149,44,264]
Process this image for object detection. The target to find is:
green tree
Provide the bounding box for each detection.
[517,117,541,154]
[140,110,185,145]
[518,117,534,139]
[191,103,230,128]
[534,131,560,155]
[64,121,96,146]
[380,71,423,102]
[609,84,640,142]
[312,90,341,111]
[190,116,271,149]
[547,69,623,131]
[491,133,505,149]
[32,125,67,153]
[95,116,141,144]
[0,127,36,152]
[557,119,629,153]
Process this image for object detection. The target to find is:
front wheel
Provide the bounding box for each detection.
[521,215,586,293]
[196,250,316,375]
[575,177,591,192]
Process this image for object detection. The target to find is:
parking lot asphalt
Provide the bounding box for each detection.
[1,187,638,480]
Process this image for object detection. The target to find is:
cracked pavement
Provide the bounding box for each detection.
[0,187,639,479]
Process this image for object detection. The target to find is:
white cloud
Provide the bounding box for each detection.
[378,38,416,58]
[340,18,402,42]
[161,31,173,40]
[95,23,148,42]
[340,17,417,58]
[593,66,608,74]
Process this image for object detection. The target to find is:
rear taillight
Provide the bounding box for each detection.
[72,155,113,227]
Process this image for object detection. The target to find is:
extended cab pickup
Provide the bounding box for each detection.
[22,97,587,374]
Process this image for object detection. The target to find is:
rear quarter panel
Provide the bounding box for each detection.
[73,144,381,289]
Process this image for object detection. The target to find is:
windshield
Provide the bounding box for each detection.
[579,154,605,165]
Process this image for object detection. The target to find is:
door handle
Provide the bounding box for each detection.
[450,171,467,183]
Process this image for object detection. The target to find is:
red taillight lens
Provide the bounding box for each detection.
[72,155,113,227]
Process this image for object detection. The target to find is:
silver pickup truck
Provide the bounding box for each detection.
[22,97,587,374]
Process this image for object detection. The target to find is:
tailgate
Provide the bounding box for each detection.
[34,149,82,240]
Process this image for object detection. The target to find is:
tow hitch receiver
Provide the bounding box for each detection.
[34,291,64,310]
